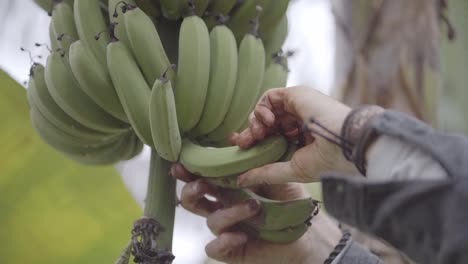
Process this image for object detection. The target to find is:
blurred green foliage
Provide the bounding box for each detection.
[0,69,141,263]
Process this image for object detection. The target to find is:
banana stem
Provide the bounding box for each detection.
[144,149,176,251]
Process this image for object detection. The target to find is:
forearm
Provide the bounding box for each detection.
[301,212,383,264]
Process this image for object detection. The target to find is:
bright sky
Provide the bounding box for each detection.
[0,1,335,263]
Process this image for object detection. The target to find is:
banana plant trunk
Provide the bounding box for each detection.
[332,0,445,263]
[332,0,442,126]
[439,0,468,135]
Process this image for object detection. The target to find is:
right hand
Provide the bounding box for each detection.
[231,86,356,187]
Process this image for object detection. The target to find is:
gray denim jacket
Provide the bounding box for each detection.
[322,110,468,264]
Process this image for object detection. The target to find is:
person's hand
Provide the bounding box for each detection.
[171,163,341,264]
[231,86,356,187]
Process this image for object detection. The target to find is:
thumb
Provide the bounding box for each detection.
[237,161,300,187]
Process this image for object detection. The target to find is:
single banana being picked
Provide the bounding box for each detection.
[74,0,109,66]
[51,1,78,53]
[191,23,238,137]
[27,63,112,142]
[239,222,309,244]
[149,70,182,162]
[107,40,154,146]
[160,0,184,20]
[45,52,129,133]
[207,29,265,141]
[69,40,128,123]
[109,0,135,49]
[221,188,315,230]
[180,136,287,177]
[175,12,211,133]
[124,5,175,86]
[205,143,298,189]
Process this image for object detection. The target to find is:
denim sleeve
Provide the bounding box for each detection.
[332,239,384,264]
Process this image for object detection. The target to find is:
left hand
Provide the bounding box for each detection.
[171,163,341,264]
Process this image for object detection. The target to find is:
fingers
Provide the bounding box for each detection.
[180,179,222,217]
[171,163,197,183]
[238,161,301,187]
[207,199,260,236]
[205,232,248,262]
[254,101,275,127]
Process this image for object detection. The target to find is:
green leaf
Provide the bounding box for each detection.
[0,69,141,263]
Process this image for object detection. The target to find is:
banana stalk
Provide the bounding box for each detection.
[132,150,176,263]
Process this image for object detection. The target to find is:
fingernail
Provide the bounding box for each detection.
[234,233,248,245]
[237,175,247,188]
[245,199,260,212]
[169,166,176,177]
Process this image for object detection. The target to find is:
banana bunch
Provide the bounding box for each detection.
[30,0,310,244]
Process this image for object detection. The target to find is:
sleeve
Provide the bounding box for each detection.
[321,109,468,264]
[366,135,447,182]
[332,239,384,264]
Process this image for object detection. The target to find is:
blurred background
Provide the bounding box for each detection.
[0,0,333,263]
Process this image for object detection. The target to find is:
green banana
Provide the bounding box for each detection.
[261,55,289,93]
[27,63,112,142]
[65,131,137,165]
[193,0,210,16]
[135,0,161,17]
[207,0,236,16]
[259,0,289,36]
[49,20,60,52]
[204,0,235,29]
[222,188,315,230]
[205,174,239,189]
[122,133,144,160]
[239,222,309,244]
[280,143,298,162]
[124,5,175,86]
[175,14,211,133]
[34,0,74,14]
[30,102,120,155]
[45,52,129,133]
[108,0,135,49]
[207,32,265,141]
[263,15,288,66]
[149,75,182,162]
[180,136,287,177]
[191,24,238,137]
[160,0,184,20]
[74,0,109,66]
[51,1,78,53]
[205,143,298,189]
[235,55,289,133]
[69,40,128,122]
[107,40,154,146]
[228,0,267,42]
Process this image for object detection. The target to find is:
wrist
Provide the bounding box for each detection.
[297,212,342,263]
[340,105,385,175]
